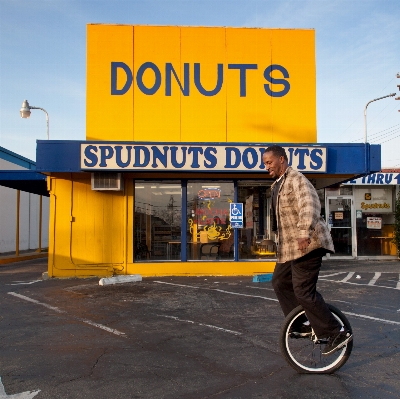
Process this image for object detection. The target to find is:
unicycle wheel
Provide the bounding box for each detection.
[279,304,353,374]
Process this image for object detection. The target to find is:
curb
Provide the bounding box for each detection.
[0,252,48,265]
[99,274,142,286]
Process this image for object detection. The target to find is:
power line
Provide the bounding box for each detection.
[342,75,398,138]
[380,77,395,93]
[381,133,400,144]
[350,123,400,142]
[370,126,400,142]
[367,102,399,131]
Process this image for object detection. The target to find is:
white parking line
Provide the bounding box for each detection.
[7,292,126,337]
[8,292,63,313]
[343,311,400,326]
[154,281,400,327]
[319,272,348,278]
[0,376,40,398]
[340,272,355,283]
[154,281,278,302]
[158,315,242,335]
[397,274,400,290]
[319,278,400,290]
[246,286,275,291]
[7,280,42,286]
[368,272,381,286]
[153,281,199,289]
[214,288,279,302]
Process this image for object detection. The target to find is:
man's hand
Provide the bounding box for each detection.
[297,237,311,252]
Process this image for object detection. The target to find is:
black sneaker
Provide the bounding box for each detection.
[289,323,312,338]
[322,330,353,356]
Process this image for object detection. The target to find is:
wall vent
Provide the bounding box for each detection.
[91,173,123,191]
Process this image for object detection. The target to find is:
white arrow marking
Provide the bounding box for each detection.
[0,377,40,399]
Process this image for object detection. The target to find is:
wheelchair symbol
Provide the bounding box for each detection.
[231,203,242,216]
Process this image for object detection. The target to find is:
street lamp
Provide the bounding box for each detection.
[20,99,49,140]
[364,93,395,143]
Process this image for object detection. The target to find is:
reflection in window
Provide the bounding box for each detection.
[134,181,181,262]
[187,182,234,261]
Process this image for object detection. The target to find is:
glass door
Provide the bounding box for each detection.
[326,196,355,257]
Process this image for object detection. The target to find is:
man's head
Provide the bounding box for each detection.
[262,145,288,180]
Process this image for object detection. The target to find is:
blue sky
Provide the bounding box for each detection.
[1,0,399,166]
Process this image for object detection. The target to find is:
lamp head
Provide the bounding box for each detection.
[20,100,31,118]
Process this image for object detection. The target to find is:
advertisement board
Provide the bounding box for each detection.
[354,188,393,213]
[86,25,316,144]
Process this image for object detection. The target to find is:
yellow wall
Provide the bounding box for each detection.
[47,175,276,278]
[48,175,126,277]
[87,24,316,143]
[86,25,134,141]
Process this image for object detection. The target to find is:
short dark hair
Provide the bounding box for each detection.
[264,145,288,162]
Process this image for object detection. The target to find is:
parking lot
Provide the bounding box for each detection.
[1,258,399,398]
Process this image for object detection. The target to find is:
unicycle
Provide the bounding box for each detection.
[279,304,353,374]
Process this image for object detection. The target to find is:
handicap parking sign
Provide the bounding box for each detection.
[230,203,243,228]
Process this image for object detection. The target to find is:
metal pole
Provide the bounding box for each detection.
[30,106,49,140]
[16,190,20,257]
[364,93,396,143]
[37,195,43,253]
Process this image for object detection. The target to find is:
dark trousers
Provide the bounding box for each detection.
[272,248,341,338]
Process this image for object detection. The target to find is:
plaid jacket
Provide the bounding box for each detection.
[271,167,335,263]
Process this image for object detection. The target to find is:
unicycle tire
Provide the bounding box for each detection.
[279,304,353,374]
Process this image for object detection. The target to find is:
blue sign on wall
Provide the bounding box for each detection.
[230,203,243,228]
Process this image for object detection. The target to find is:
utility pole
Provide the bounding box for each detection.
[396,73,400,112]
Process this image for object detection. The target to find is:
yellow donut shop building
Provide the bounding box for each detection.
[35,24,381,278]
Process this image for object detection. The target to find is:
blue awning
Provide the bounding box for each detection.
[0,170,49,196]
[35,140,381,176]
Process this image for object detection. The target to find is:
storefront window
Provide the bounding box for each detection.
[356,213,396,256]
[354,187,396,256]
[134,181,181,261]
[187,181,234,261]
[238,182,275,260]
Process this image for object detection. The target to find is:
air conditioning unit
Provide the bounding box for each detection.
[91,172,123,191]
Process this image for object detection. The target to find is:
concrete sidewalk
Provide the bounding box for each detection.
[0,250,47,266]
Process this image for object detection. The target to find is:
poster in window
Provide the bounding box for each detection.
[367,217,382,229]
[335,212,343,220]
[245,195,253,228]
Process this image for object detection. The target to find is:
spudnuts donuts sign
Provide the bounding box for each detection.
[81,143,327,172]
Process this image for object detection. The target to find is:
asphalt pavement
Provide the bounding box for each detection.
[0,257,399,398]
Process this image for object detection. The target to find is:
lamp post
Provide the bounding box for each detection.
[20,99,49,140]
[364,93,395,143]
